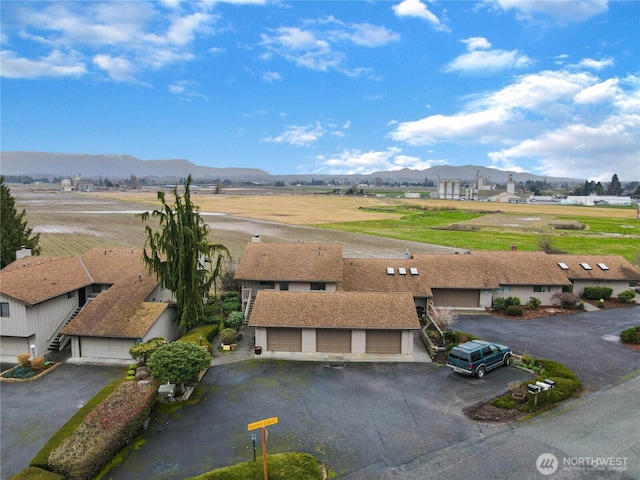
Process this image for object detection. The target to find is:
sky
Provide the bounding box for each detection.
[1,1,639,181]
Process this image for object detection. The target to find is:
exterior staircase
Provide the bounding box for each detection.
[48,307,81,351]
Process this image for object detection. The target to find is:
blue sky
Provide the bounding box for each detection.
[1,0,639,181]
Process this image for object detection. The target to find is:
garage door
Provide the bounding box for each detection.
[366,330,401,354]
[80,337,133,360]
[267,328,302,352]
[431,289,480,307]
[316,329,352,353]
[0,337,29,357]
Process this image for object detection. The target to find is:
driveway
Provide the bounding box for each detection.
[455,307,640,392]
[0,363,126,480]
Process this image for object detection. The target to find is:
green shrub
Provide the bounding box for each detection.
[6,365,37,379]
[188,452,322,480]
[620,326,640,344]
[492,297,507,311]
[505,296,521,306]
[552,292,580,309]
[128,337,168,362]
[583,286,613,300]
[490,395,516,410]
[618,290,636,303]
[48,380,158,480]
[526,297,541,310]
[220,328,237,345]
[226,311,245,330]
[221,291,240,300]
[519,359,581,413]
[505,305,523,316]
[222,298,241,314]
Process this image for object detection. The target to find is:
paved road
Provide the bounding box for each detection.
[0,363,126,480]
[455,308,640,392]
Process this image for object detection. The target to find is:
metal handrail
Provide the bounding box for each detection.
[47,303,80,343]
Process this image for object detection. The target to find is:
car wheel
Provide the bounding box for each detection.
[503,353,510,366]
[475,366,485,378]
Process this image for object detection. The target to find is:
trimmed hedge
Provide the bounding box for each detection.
[179,324,220,351]
[620,326,640,345]
[188,452,323,480]
[505,305,523,316]
[618,290,636,303]
[48,380,158,480]
[583,286,613,300]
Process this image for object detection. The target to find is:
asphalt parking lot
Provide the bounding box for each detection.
[1,307,638,480]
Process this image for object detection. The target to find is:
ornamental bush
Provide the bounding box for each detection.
[620,326,640,345]
[219,328,237,345]
[583,286,613,300]
[147,341,212,387]
[48,380,158,480]
[618,290,636,303]
[526,297,541,310]
[226,311,245,330]
[128,337,167,362]
[505,305,523,316]
[222,298,241,314]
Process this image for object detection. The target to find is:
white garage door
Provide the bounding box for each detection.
[267,328,302,352]
[0,337,29,357]
[80,337,133,360]
[431,289,480,307]
[366,330,402,354]
[316,329,352,353]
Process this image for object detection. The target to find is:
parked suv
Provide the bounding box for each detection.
[447,340,511,378]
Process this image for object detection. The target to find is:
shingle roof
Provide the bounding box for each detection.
[234,242,343,282]
[249,291,420,329]
[340,258,432,296]
[546,254,640,281]
[0,256,92,306]
[60,248,165,338]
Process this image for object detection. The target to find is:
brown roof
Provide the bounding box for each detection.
[249,291,420,329]
[340,258,432,296]
[0,256,92,306]
[234,242,343,282]
[61,248,165,338]
[546,254,640,281]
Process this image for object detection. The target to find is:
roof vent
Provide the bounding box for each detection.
[580,263,592,270]
[597,263,609,270]
[252,234,261,243]
[386,267,394,275]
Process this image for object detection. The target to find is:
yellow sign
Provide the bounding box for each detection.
[247,416,279,431]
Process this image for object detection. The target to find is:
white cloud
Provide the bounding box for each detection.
[262,71,282,82]
[0,50,87,78]
[445,36,531,74]
[2,2,219,81]
[263,123,326,147]
[311,147,444,175]
[392,0,448,31]
[574,78,619,104]
[575,57,614,71]
[92,54,136,82]
[260,19,399,75]
[491,0,608,24]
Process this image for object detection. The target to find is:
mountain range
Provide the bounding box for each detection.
[1,151,586,185]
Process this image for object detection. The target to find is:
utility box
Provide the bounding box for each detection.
[158,383,176,399]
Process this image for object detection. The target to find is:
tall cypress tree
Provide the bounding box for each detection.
[606,174,622,196]
[139,175,229,333]
[0,176,41,269]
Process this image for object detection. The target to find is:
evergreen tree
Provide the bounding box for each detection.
[139,175,229,332]
[606,173,622,196]
[0,176,41,269]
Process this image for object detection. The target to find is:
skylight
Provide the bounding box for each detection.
[597,263,609,270]
[386,267,394,275]
[398,267,407,275]
[558,262,569,270]
[580,263,592,270]
[410,267,419,275]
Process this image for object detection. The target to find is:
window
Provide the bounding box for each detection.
[92,284,102,293]
[67,291,75,299]
[310,282,326,291]
[279,282,289,291]
[499,285,511,292]
[259,281,275,288]
[0,302,9,317]
[533,286,551,293]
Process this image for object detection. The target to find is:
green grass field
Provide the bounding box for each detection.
[314,205,640,262]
